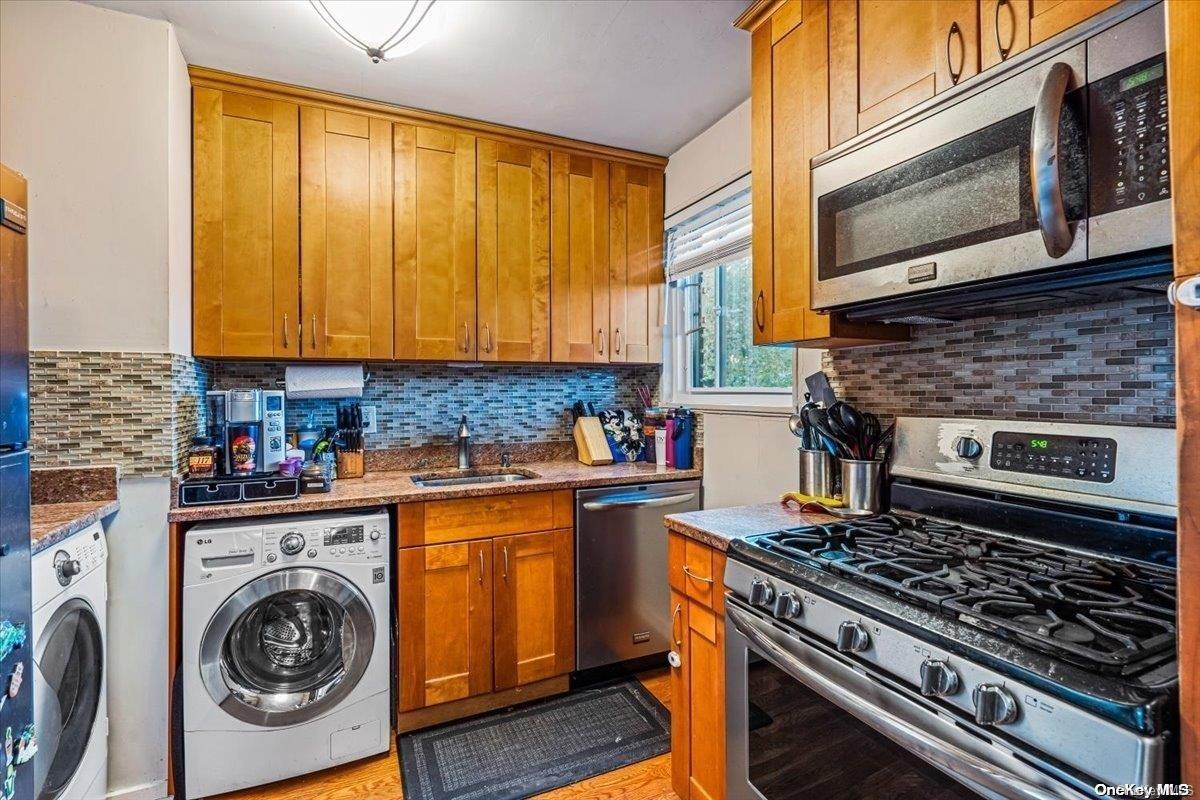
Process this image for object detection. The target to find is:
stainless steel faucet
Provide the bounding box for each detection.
[457,414,471,469]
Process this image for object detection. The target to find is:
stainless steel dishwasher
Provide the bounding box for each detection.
[575,479,701,671]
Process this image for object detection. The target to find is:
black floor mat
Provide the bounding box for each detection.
[398,679,670,800]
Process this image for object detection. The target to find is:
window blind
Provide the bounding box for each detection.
[665,180,751,280]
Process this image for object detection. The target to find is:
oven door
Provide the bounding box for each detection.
[724,600,1088,800]
[810,44,1088,311]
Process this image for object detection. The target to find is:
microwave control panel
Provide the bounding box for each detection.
[1089,54,1169,215]
[990,432,1117,483]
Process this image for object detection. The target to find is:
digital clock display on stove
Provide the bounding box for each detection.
[990,432,1116,483]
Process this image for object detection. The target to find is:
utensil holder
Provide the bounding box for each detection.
[840,459,883,513]
[798,449,835,498]
[337,449,364,479]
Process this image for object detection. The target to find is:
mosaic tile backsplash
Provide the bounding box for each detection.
[205,361,663,450]
[823,296,1175,426]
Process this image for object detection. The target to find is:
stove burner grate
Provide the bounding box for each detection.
[749,515,1177,673]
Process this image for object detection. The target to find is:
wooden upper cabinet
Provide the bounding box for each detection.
[493,529,574,690]
[830,0,978,143]
[398,541,494,711]
[477,139,550,362]
[608,163,664,364]
[981,0,1116,68]
[550,153,610,363]
[193,87,298,358]
[300,108,393,360]
[394,125,477,360]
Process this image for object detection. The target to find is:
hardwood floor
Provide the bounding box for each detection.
[214,670,677,800]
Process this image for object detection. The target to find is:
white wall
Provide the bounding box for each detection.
[1,3,188,797]
[664,98,750,217]
[0,0,186,353]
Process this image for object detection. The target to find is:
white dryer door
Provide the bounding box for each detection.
[199,567,375,727]
[34,598,104,800]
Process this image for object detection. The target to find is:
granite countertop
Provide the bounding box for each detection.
[168,460,703,524]
[31,499,121,554]
[665,501,839,551]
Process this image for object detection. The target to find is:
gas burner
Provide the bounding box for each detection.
[746,514,1177,674]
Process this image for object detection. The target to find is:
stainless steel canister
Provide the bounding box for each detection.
[840,459,883,513]
[798,449,835,498]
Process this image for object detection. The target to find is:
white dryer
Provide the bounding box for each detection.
[182,509,390,798]
[31,522,108,800]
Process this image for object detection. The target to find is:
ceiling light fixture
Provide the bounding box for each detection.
[309,0,441,63]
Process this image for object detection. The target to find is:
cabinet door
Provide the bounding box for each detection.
[687,601,725,800]
[300,108,393,359]
[493,529,574,690]
[830,1,978,140]
[550,153,610,363]
[394,125,477,360]
[193,88,298,358]
[1030,0,1119,45]
[477,139,550,362]
[398,542,493,711]
[608,163,664,364]
[982,0,1118,69]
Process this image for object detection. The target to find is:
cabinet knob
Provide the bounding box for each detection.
[946,21,964,85]
[754,291,765,331]
[995,0,1015,61]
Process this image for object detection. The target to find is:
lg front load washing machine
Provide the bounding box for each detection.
[181,509,391,798]
[32,521,108,800]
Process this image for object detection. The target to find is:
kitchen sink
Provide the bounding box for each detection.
[410,468,540,488]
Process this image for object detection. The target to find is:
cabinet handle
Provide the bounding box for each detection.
[995,0,1014,62]
[482,323,492,353]
[310,313,317,349]
[478,549,484,585]
[671,603,683,649]
[946,21,964,85]
[502,545,509,580]
[283,313,289,348]
[461,322,471,353]
[682,564,714,585]
[754,290,765,331]
[598,328,606,355]
[614,328,622,354]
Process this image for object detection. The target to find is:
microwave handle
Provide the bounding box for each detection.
[1030,62,1074,259]
[726,604,1067,800]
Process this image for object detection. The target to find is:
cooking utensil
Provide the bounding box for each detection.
[804,371,837,408]
[806,408,853,460]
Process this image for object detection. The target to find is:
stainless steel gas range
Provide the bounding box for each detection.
[723,417,1178,800]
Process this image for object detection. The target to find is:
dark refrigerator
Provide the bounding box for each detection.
[0,164,33,800]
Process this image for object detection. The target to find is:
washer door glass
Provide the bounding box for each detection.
[200,568,374,727]
[34,598,103,800]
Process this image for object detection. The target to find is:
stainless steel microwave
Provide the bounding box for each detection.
[810,1,1171,321]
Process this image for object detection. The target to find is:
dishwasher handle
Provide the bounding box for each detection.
[582,492,696,511]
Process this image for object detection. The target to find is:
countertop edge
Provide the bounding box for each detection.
[31,498,120,555]
[167,463,703,524]
[664,502,841,552]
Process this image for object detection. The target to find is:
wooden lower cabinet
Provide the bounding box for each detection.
[669,533,726,800]
[397,494,576,727]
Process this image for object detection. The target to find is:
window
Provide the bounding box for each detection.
[665,176,794,406]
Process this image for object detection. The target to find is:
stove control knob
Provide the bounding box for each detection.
[955,436,984,460]
[836,621,871,653]
[772,592,802,619]
[280,532,305,556]
[919,659,960,697]
[973,684,1019,726]
[748,579,776,607]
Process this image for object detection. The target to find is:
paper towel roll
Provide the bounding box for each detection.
[284,364,365,399]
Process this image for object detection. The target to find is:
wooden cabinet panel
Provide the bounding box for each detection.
[855,0,938,129]
[608,163,665,364]
[477,139,550,362]
[686,601,725,800]
[550,153,610,363]
[935,1,981,93]
[683,537,716,607]
[669,589,690,800]
[394,125,477,360]
[193,87,298,358]
[300,108,393,359]
[493,529,575,690]
[981,0,1031,69]
[1029,0,1118,45]
[399,490,573,547]
[398,541,493,711]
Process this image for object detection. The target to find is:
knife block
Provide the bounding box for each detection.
[573,417,613,466]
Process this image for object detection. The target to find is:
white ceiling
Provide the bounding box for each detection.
[82,0,752,156]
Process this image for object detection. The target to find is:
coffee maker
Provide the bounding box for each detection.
[205,389,286,474]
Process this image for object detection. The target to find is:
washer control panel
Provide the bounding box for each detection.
[262,519,386,565]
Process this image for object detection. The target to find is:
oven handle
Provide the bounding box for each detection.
[726,604,1066,800]
[1030,62,1074,259]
